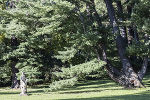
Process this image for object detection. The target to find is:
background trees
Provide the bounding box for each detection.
[0,0,149,89]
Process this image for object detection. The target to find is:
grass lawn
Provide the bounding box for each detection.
[1,75,150,100]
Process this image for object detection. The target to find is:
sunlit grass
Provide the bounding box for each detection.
[0,76,150,100]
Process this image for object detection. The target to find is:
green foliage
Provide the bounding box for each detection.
[49,59,106,91]
[17,66,41,86]
[132,0,150,34]
[0,0,78,85]
[127,41,150,57]
[0,61,11,85]
[130,0,150,57]
[55,47,78,63]
[0,33,5,42]
[53,59,106,80]
[49,77,78,91]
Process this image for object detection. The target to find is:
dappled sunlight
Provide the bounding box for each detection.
[1,79,150,100]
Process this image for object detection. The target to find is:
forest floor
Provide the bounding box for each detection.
[1,75,150,100]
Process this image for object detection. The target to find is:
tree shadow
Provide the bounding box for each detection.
[75,83,118,89]
[0,92,20,95]
[59,88,124,94]
[145,83,150,87]
[75,80,112,86]
[61,91,150,100]
[27,90,44,96]
[28,90,44,94]
[0,88,45,95]
[30,85,49,89]
[58,79,120,92]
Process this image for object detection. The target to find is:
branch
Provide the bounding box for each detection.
[138,57,148,80]
[116,0,127,44]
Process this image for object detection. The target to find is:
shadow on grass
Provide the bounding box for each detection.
[30,85,49,89]
[0,90,44,95]
[74,83,118,90]
[61,91,150,100]
[75,80,112,86]
[28,90,44,94]
[0,92,20,95]
[58,79,120,92]
[0,89,44,95]
[59,88,124,94]
[1,77,149,96]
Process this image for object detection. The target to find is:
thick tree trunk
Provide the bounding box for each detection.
[98,43,134,88]
[126,1,139,43]
[104,0,145,88]
[126,2,148,82]
[138,57,148,80]
[88,0,133,88]
[88,0,133,87]
[116,1,128,44]
[89,0,146,88]
[10,36,19,89]
[11,61,19,89]
[116,1,126,30]
[138,35,149,80]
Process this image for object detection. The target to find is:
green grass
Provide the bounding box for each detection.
[1,76,150,100]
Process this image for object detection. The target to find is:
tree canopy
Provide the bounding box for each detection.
[0,0,150,89]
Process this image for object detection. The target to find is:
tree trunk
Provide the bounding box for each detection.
[104,0,145,88]
[126,2,148,82]
[10,35,19,89]
[116,1,128,44]
[88,0,133,88]
[98,43,134,88]
[89,0,146,88]
[138,57,148,80]
[89,0,133,88]
[11,61,19,89]
[126,1,139,44]
[138,34,149,80]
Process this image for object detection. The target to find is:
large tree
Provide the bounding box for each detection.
[99,0,149,88]
[54,0,150,88]
[0,0,74,87]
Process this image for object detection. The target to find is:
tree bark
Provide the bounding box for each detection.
[87,0,133,88]
[126,2,148,82]
[116,1,127,44]
[10,36,19,89]
[88,0,133,88]
[98,43,134,88]
[104,0,145,88]
[138,34,149,80]
[126,1,139,44]
[11,61,19,89]
[138,57,148,80]
[88,0,146,88]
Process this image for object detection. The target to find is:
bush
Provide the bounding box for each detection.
[49,59,106,91]
[49,77,77,91]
